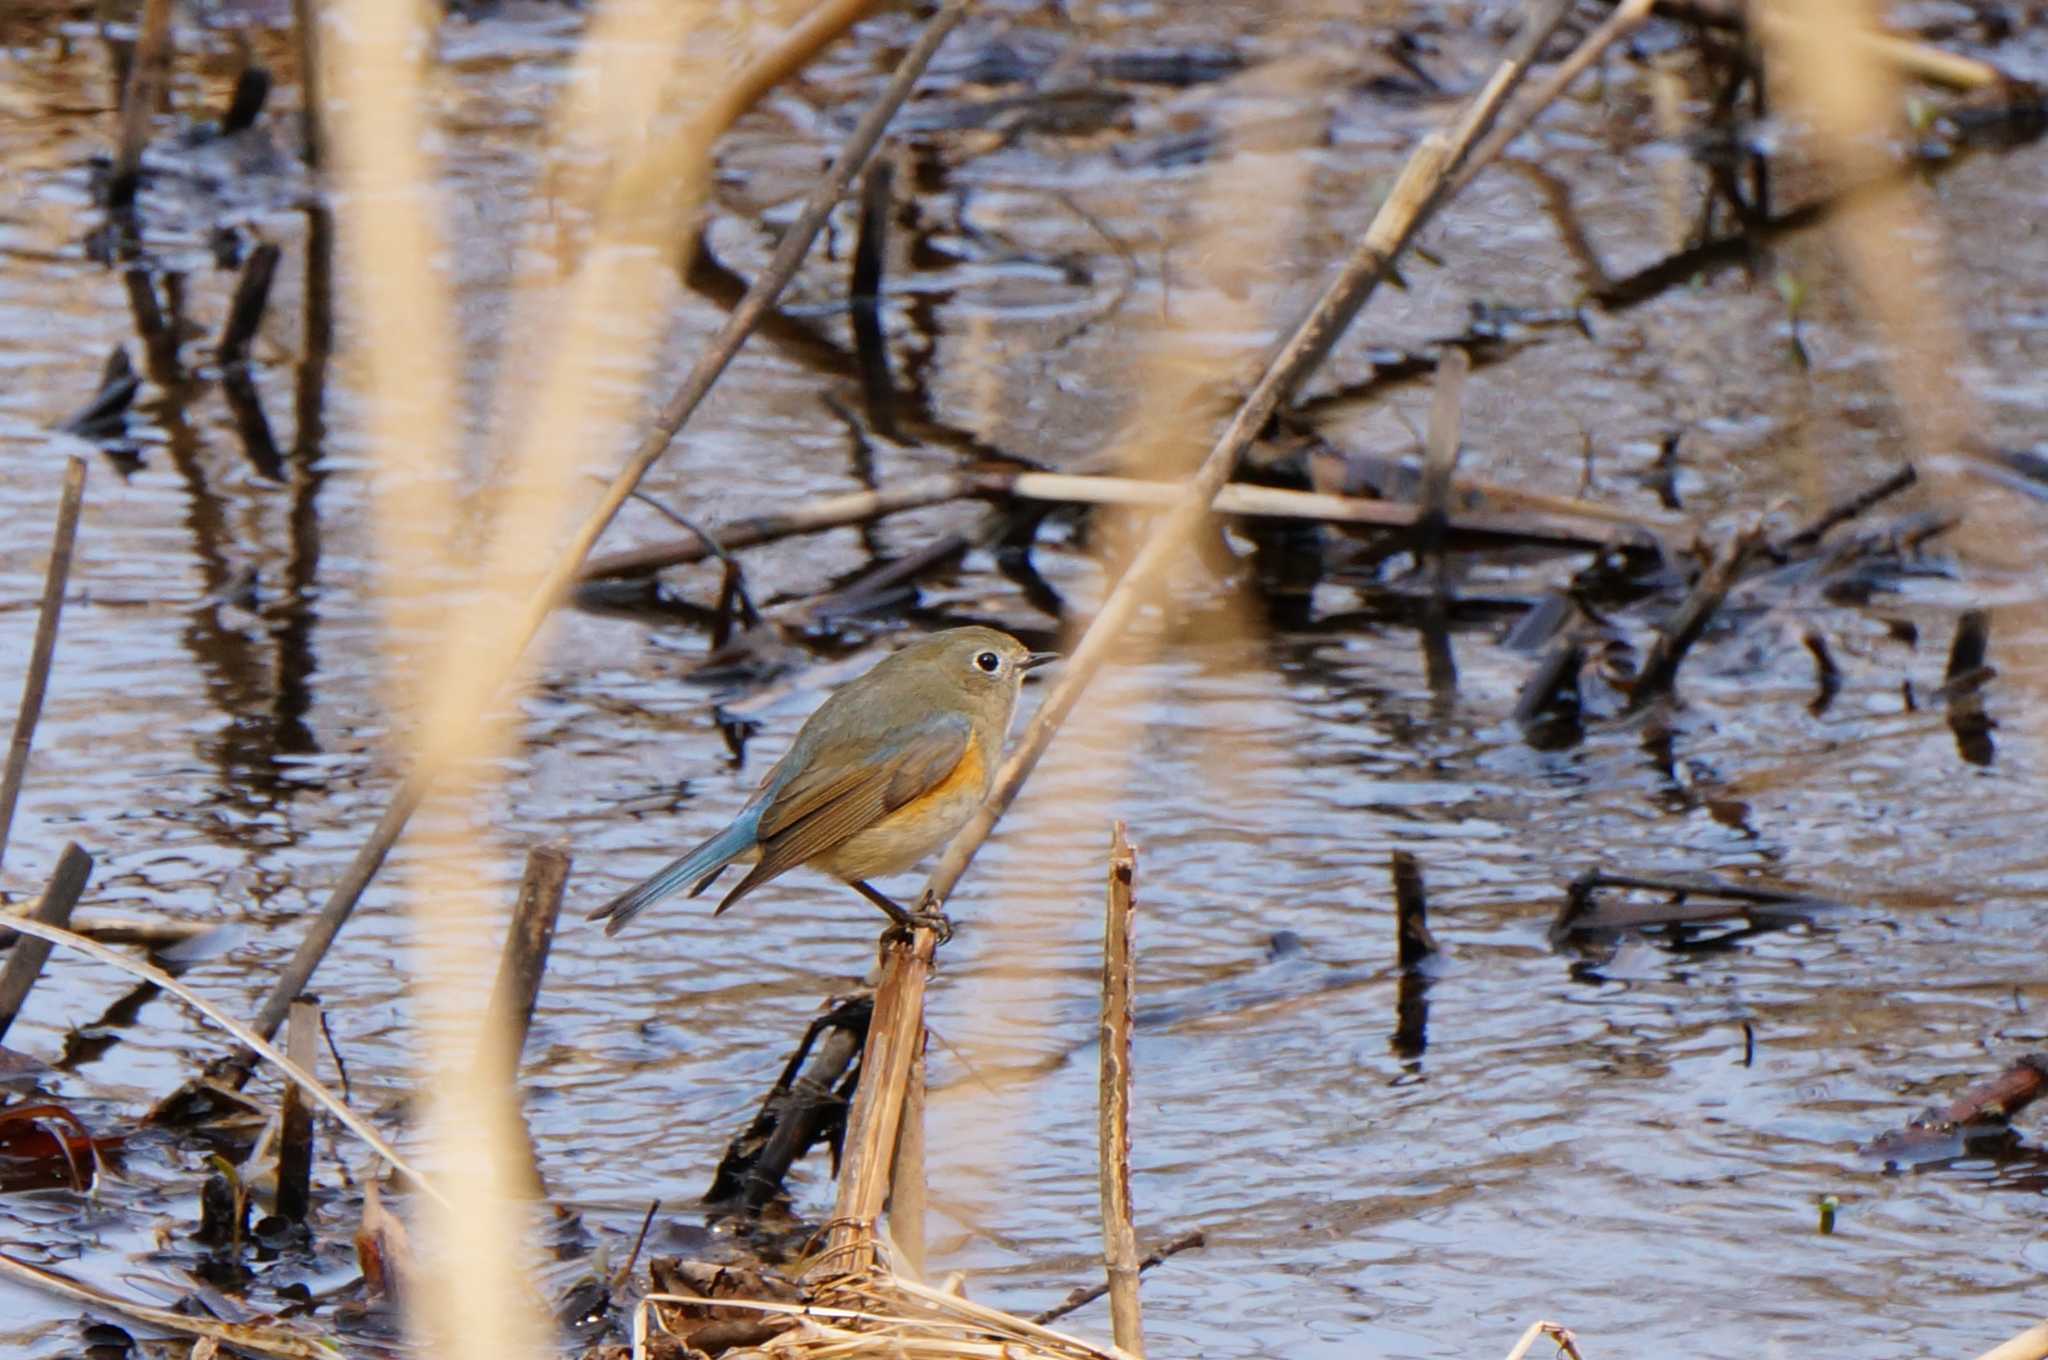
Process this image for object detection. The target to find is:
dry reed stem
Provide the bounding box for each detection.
[642,1273,1142,1360]
[275,995,321,1223]
[0,455,86,872]
[827,0,1582,1275]
[0,1248,334,1359]
[1972,1319,2048,1360]
[581,469,1654,580]
[0,915,434,1195]
[889,1037,929,1279]
[1099,824,1142,1357]
[252,0,966,1045]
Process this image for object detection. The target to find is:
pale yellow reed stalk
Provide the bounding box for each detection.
[321,0,820,1353]
[319,0,548,1353]
[1755,0,1987,520]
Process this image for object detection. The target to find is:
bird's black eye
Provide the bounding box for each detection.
[974,650,1001,674]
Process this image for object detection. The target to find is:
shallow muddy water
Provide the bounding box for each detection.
[2,0,2047,1355]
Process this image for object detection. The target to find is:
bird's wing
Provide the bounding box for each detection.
[714,714,972,913]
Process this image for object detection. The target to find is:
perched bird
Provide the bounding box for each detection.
[588,626,1054,938]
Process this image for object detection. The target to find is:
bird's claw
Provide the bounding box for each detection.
[883,904,955,945]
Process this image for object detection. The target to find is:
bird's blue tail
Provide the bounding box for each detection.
[588,814,759,936]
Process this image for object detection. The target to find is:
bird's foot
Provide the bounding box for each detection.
[881,897,955,946]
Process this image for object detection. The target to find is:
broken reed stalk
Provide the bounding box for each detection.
[0,455,87,873]
[275,994,320,1224]
[248,0,968,1049]
[825,0,1582,1274]
[109,0,174,206]
[217,241,284,367]
[485,844,571,1060]
[0,843,93,1043]
[1099,824,1143,1357]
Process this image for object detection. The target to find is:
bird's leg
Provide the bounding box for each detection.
[849,880,954,944]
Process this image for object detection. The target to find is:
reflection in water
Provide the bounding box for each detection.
[2,4,2048,1358]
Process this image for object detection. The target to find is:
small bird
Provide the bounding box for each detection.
[588,626,1054,938]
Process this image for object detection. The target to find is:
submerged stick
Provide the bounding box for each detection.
[825,0,1581,1273]
[247,0,968,1048]
[217,241,284,367]
[1390,850,1438,970]
[0,456,87,872]
[705,994,872,1211]
[0,843,93,1043]
[485,845,571,1061]
[275,995,320,1224]
[1099,824,1143,1357]
[1625,529,1764,712]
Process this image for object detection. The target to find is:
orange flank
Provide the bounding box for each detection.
[888,740,984,827]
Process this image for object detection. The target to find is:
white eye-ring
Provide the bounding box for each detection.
[973,650,1002,674]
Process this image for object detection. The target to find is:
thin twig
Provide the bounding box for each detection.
[1099,824,1143,1357]
[1503,1320,1586,1360]
[245,1,969,1046]
[0,456,87,872]
[1029,1229,1207,1326]
[584,469,1633,581]
[0,916,438,1200]
[0,1249,333,1360]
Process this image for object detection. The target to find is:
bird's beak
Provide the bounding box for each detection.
[1023,652,1060,671]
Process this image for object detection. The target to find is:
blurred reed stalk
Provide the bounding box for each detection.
[1755,0,1984,500]
[1756,0,2048,771]
[320,0,934,1348]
